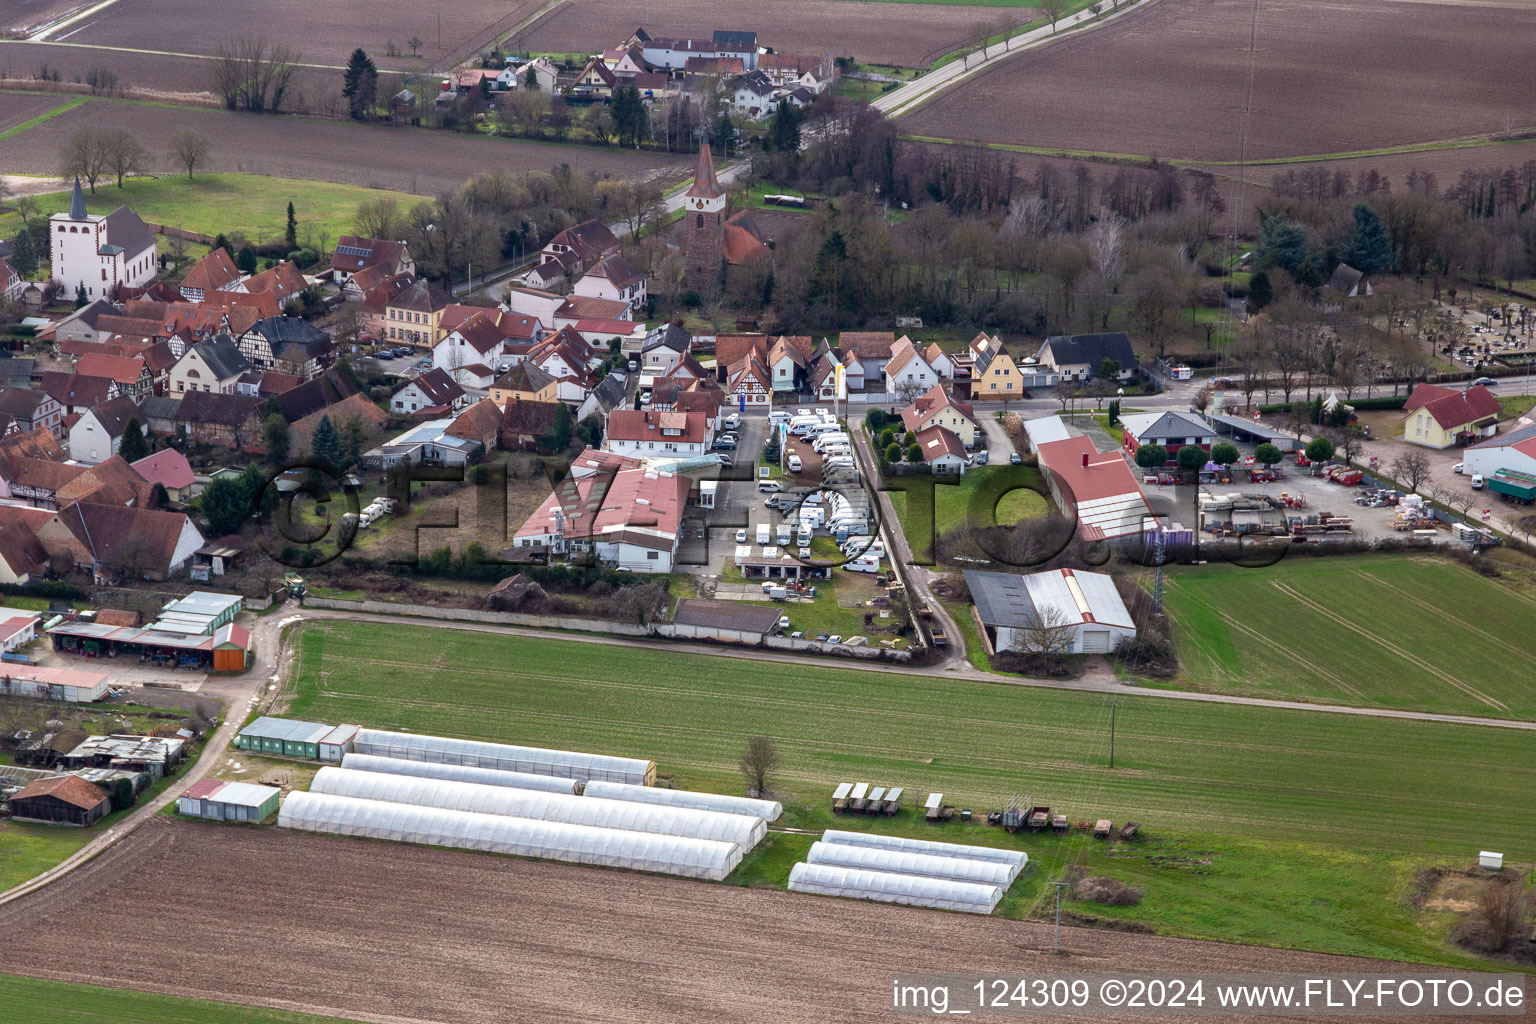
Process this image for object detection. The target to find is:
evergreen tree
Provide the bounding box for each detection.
[310,414,344,470]
[540,403,572,451]
[523,64,540,90]
[236,247,257,274]
[711,112,738,156]
[884,443,902,463]
[199,475,252,536]
[212,233,231,256]
[1255,214,1313,276]
[342,48,379,120]
[906,443,922,463]
[263,413,291,464]
[610,85,644,147]
[1338,203,1395,275]
[9,228,37,277]
[118,418,149,462]
[340,416,367,468]
[761,269,775,307]
[767,99,801,153]
[1248,269,1273,310]
[285,202,297,247]
[75,283,88,308]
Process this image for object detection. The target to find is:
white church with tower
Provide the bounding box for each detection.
[49,178,158,301]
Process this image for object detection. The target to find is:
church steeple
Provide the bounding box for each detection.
[684,142,725,290]
[69,176,87,220]
[685,141,724,201]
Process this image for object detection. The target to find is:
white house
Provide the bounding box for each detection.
[641,324,691,374]
[604,409,711,458]
[883,337,939,398]
[390,367,469,415]
[966,568,1137,655]
[49,179,157,301]
[573,254,648,313]
[924,342,956,380]
[725,355,771,408]
[900,384,978,447]
[767,336,805,393]
[512,457,691,572]
[67,396,139,465]
[504,285,563,325]
[729,71,775,121]
[915,425,968,475]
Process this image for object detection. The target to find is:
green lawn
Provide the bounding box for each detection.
[886,464,1049,561]
[0,821,92,893]
[0,975,361,1024]
[1495,393,1535,421]
[0,174,426,249]
[1159,556,1536,719]
[281,619,1536,967]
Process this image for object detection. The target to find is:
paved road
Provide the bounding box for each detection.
[873,0,1160,119]
[0,610,302,908]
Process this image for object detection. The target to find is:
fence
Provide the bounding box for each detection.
[300,596,652,635]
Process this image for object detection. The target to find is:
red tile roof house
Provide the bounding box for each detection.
[573,254,648,313]
[76,351,153,401]
[540,219,621,278]
[604,410,711,458]
[37,501,205,581]
[178,248,243,302]
[512,458,692,572]
[1401,383,1503,448]
[329,236,413,284]
[130,449,196,502]
[390,367,468,416]
[915,424,969,474]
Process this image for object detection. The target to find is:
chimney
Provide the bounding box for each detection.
[1082,452,1089,468]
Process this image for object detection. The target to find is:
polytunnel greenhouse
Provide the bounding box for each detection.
[787,862,1002,914]
[821,830,1028,870]
[309,767,766,849]
[278,792,742,880]
[582,779,783,822]
[353,729,655,785]
[806,841,1020,887]
[340,753,579,794]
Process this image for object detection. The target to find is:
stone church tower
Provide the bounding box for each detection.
[683,141,725,290]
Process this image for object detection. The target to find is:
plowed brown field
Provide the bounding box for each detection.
[0,91,62,133]
[0,820,1516,1024]
[0,101,690,196]
[519,0,1011,68]
[902,0,1536,160]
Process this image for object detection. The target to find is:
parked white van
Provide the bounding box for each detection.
[787,454,803,472]
[842,554,882,573]
[758,479,784,493]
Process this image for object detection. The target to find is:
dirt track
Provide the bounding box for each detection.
[902,0,1536,160]
[0,820,1519,1024]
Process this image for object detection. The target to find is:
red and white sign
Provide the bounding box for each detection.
[1483,509,1492,521]
[1252,411,1260,422]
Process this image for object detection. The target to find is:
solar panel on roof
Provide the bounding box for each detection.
[335,245,372,257]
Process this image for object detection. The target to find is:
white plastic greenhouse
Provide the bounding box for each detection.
[806,841,1020,887]
[279,792,741,880]
[340,753,579,794]
[582,779,783,822]
[309,768,766,849]
[821,829,1028,871]
[787,862,1002,914]
[353,729,656,785]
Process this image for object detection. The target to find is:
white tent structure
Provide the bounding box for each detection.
[788,862,1002,914]
[583,779,783,822]
[807,841,1019,887]
[310,767,765,849]
[353,729,655,785]
[822,830,1028,871]
[340,753,579,794]
[279,792,740,880]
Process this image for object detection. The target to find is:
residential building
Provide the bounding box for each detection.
[391,368,469,415]
[383,278,452,346]
[174,391,263,450]
[38,501,204,580]
[605,409,710,458]
[554,294,632,325]
[576,375,628,424]
[329,236,413,284]
[1035,331,1139,381]
[883,336,940,399]
[490,364,561,408]
[499,396,562,451]
[169,337,252,395]
[505,285,564,325]
[178,248,242,301]
[0,388,64,438]
[574,254,648,313]
[237,317,334,379]
[540,220,621,279]
[642,36,757,71]
[1402,383,1502,449]
[924,343,956,380]
[840,331,897,382]
[1119,412,1216,461]
[725,354,771,408]
[900,384,978,447]
[130,449,195,502]
[641,323,692,374]
[729,70,775,120]
[512,456,692,572]
[968,334,1027,400]
[572,57,618,100]
[965,568,1137,655]
[234,260,307,309]
[68,396,140,465]
[0,520,49,582]
[362,418,482,469]
[445,398,504,451]
[0,256,22,302]
[48,179,157,301]
[40,371,117,416]
[915,425,968,474]
[76,351,153,401]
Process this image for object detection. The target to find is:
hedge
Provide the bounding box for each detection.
[1259,395,1406,414]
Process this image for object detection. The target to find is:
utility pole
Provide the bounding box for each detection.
[1109,698,1119,769]
[1048,879,1069,954]
[1152,525,1165,614]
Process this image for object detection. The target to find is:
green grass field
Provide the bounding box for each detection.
[886,464,1049,561]
[283,619,1536,966]
[1159,556,1536,718]
[288,620,1536,858]
[0,822,91,894]
[0,174,426,249]
[0,975,360,1024]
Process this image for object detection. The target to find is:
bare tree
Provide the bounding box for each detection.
[407,36,424,57]
[1084,209,1126,287]
[209,36,300,112]
[1189,387,1212,414]
[167,129,210,180]
[1126,265,1180,359]
[739,735,781,796]
[1037,0,1068,31]
[59,125,112,192]
[102,128,148,188]
[895,377,929,407]
[353,197,403,240]
[1325,427,1364,467]
[1390,449,1431,493]
[1009,605,1078,658]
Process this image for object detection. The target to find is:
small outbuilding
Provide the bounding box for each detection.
[235,717,358,761]
[669,599,783,644]
[10,774,111,826]
[965,567,1137,655]
[176,779,281,822]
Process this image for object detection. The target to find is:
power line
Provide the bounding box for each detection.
[1048,879,1070,953]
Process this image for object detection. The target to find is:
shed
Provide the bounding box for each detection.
[10,774,110,826]
[318,724,360,762]
[235,716,337,759]
[669,599,783,643]
[966,568,1137,655]
[176,779,280,822]
[0,665,110,703]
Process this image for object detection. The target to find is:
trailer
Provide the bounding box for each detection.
[1118,821,1140,839]
[1026,804,1051,831]
[1093,819,1112,839]
[1050,813,1070,834]
[866,786,887,814]
[882,787,904,816]
[924,791,955,822]
[1489,470,1536,505]
[832,782,853,814]
[849,782,870,813]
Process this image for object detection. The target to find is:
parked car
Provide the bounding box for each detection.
[714,436,737,450]
[777,615,790,631]
[1453,462,1465,475]
[1473,377,1497,387]
[735,528,747,543]
[1010,452,1022,465]
[827,635,843,644]
[1471,474,1485,490]
[973,451,990,465]
[758,479,784,493]
[787,454,803,472]
[413,358,432,370]
[716,453,733,467]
